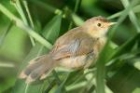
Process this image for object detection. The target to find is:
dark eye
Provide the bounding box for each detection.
[97,23,101,27]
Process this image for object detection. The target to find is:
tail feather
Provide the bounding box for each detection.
[19,55,56,84]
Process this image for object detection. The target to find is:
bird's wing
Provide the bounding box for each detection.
[50,28,97,60]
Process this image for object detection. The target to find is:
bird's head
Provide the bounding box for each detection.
[83,16,115,38]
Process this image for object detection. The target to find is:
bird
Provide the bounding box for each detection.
[19,16,115,84]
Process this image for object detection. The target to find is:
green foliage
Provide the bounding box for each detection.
[0,0,140,93]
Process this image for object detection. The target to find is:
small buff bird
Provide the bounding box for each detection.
[19,16,115,84]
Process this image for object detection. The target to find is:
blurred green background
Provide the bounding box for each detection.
[0,0,140,93]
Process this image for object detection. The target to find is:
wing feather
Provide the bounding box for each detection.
[50,27,97,60]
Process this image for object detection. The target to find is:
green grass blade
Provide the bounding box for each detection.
[109,33,140,60]
[42,15,62,43]
[108,0,139,39]
[0,21,13,46]
[121,0,140,32]
[0,3,52,48]
[11,0,36,46]
[29,0,62,15]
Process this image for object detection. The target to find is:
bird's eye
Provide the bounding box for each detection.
[97,23,101,27]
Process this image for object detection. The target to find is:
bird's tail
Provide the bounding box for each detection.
[19,54,56,84]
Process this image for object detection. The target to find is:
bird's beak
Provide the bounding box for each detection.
[109,22,116,26]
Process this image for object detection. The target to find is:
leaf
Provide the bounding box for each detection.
[109,33,140,60]
[0,21,13,46]
[42,15,62,43]
[132,88,140,93]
